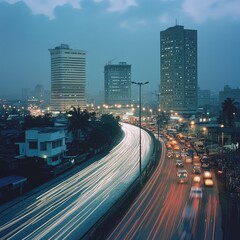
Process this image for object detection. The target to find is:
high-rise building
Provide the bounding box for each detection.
[49,44,86,112]
[104,62,131,105]
[160,25,198,113]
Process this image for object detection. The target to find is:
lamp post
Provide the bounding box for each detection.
[203,127,207,152]
[132,81,149,185]
[221,124,224,159]
[152,92,160,139]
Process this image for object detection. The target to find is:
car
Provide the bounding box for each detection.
[204,179,214,186]
[176,159,184,167]
[186,156,193,163]
[190,186,203,198]
[193,155,200,163]
[167,153,173,158]
[177,169,188,177]
[192,165,201,174]
[193,175,201,183]
[177,174,188,183]
[175,152,181,158]
[201,161,210,168]
[203,171,212,179]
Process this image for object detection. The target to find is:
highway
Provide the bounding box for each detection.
[108,136,223,240]
[0,123,153,240]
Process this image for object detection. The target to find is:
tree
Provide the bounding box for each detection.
[99,114,121,144]
[67,107,92,153]
[23,113,53,129]
[220,98,238,127]
[157,111,170,129]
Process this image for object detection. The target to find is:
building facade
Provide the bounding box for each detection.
[160,25,198,113]
[198,89,211,107]
[104,62,131,105]
[17,128,66,166]
[49,44,86,112]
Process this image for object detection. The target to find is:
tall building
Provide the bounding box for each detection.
[49,44,86,112]
[104,62,131,105]
[160,25,198,113]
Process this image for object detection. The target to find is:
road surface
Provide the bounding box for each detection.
[108,137,223,240]
[0,123,153,240]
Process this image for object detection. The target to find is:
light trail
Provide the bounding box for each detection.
[0,123,153,240]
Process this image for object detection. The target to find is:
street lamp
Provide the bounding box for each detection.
[203,127,207,151]
[221,124,224,159]
[132,81,149,185]
[152,92,160,139]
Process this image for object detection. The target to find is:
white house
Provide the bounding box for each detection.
[17,127,66,166]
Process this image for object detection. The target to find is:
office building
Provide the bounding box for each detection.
[160,25,198,113]
[49,44,86,112]
[104,62,131,105]
[198,89,211,107]
[219,85,240,106]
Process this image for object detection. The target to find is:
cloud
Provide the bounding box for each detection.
[158,13,170,24]
[182,0,240,23]
[1,0,82,19]
[120,18,146,30]
[94,0,138,13]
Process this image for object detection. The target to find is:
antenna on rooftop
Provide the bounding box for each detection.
[175,18,178,26]
[107,57,118,65]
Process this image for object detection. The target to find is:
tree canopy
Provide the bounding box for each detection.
[219,98,238,127]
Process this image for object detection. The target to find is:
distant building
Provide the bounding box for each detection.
[104,62,131,105]
[198,89,211,107]
[160,25,198,113]
[219,85,240,106]
[49,44,86,112]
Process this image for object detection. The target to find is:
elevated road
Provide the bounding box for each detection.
[0,123,154,240]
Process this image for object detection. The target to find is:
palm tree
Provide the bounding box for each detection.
[221,98,238,127]
[67,107,91,153]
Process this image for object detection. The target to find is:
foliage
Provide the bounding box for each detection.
[99,114,121,144]
[156,111,170,128]
[23,113,54,129]
[67,107,91,141]
[219,98,238,127]
[66,107,121,154]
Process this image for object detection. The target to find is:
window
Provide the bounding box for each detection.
[29,141,37,149]
[52,139,63,149]
[40,142,47,151]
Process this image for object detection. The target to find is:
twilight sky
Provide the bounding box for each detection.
[0,0,240,99]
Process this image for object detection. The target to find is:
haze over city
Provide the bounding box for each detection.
[0,0,240,99]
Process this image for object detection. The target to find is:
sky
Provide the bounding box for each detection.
[0,0,240,99]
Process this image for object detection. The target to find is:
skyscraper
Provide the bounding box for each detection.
[49,44,86,112]
[160,25,198,113]
[104,62,131,105]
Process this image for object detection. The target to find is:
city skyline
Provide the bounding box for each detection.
[0,0,240,99]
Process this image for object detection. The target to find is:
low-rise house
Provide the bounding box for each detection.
[16,127,66,166]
